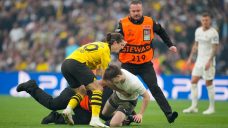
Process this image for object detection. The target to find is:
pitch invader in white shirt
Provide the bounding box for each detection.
[101,64,150,127]
[183,12,219,115]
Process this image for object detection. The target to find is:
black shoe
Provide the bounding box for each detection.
[41,111,58,124]
[104,120,110,126]
[122,110,137,126]
[123,115,134,126]
[167,111,178,123]
[16,80,37,92]
[123,113,140,126]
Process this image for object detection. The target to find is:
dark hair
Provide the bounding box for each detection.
[103,64,122,81]
[130,0,142,5]
[106,32,123,45]
[202,12,212,18]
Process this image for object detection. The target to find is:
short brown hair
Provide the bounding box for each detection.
[130,0,142,5]
[103,64,122,81]
[202,12,212,18]
[106,32,123,45]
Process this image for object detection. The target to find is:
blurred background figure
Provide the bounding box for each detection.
[183,13,219,115]
[65,36,79,57]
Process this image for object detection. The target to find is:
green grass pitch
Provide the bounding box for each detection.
[0,96,227,128]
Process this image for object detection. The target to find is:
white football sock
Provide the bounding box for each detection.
[191,84,198,108]
[206,85,215,109]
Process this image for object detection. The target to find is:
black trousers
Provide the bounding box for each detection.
[121,62,172,118]
[28,86,74,111]
[27,84,113,124]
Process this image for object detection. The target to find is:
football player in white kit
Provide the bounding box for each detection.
[183,12,219,115]
[101,64,150,127]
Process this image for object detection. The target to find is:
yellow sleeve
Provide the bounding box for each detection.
[100,48,111,70]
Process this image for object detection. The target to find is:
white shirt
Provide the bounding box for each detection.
[195,27,219,67]
[9,27,25,42]
[115,69,146,100]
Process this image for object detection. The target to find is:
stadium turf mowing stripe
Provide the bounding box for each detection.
[0,96,227,128]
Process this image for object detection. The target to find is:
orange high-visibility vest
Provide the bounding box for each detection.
[119,16,155,64]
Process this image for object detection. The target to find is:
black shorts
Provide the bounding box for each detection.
[61,59,96,88]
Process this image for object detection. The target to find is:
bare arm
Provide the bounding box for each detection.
[205,44,219,70]
[133,91,150,123]
[208,44,219,62]
[138,91,150,115]
[188,42,198,63]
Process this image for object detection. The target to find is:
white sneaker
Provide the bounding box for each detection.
[62,107,74,125]
[203,108,215,115]
[89,117,109,128]
[183,106,198,113]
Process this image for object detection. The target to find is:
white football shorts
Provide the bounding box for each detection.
[192,65,215,80]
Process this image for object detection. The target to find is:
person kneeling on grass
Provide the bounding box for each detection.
[42,86,136,125]
[101,64,150,127]
[16,80,136,125]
